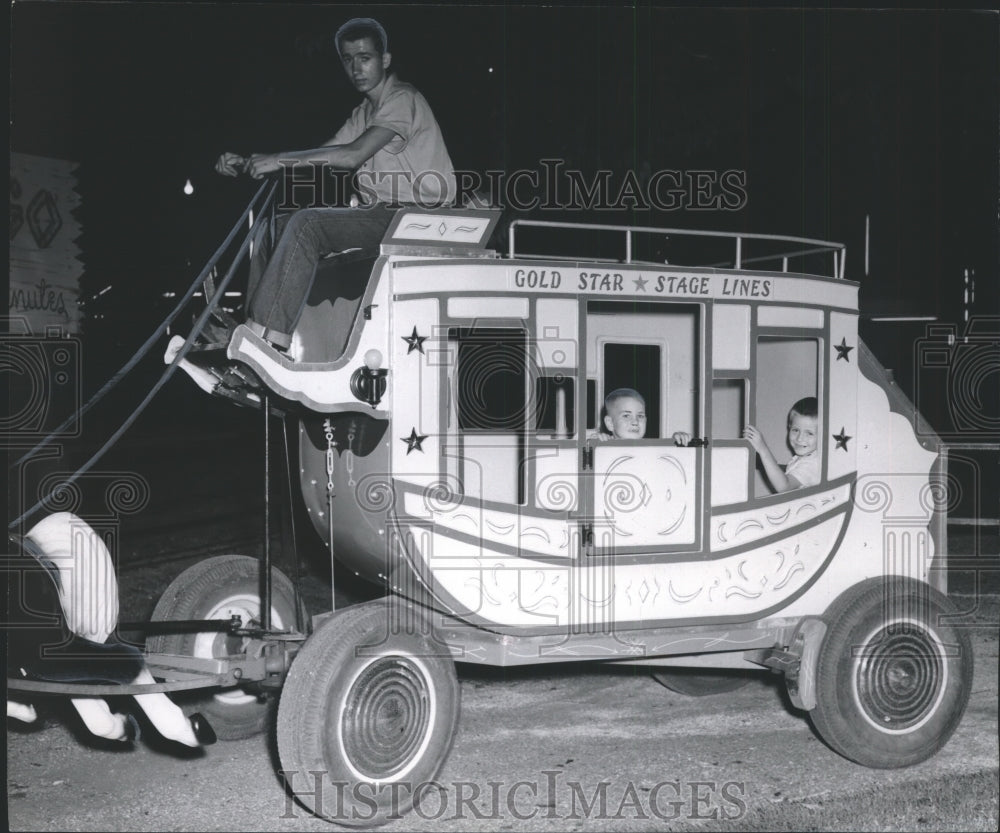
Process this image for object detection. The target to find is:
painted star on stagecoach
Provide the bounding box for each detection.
[833,428,852,451]
[834,337,854,362]
[401,427,428,454]
[402,326,427,354]
[633,275,649,292]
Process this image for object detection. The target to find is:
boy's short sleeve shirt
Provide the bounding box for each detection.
[333,74,455,206]
[785,450,821,487]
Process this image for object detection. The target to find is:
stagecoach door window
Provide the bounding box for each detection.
[602,343,662,437]
[583,302,705,555]
[448,327,528,505]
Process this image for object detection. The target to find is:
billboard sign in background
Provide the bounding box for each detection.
[9,152,83,335]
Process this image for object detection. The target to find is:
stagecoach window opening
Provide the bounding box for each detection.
[753,336,822,497]
[712,379,746,438]
[534,376,576,438]
[448,327,529,505]
[449,328,529,430]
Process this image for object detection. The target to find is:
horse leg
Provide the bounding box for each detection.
[26,513,212,747]
[70,697,129,741]
[130,668,199,747]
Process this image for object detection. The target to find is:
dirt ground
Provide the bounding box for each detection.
[7,556,999,832]
[7,423,999,831]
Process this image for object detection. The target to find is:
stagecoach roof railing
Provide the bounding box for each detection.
[507,218,846,280]
[705,245,847,275]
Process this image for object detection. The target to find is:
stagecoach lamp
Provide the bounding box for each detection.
[351,349,388,408]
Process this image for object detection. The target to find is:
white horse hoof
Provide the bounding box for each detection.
[7,701,37,723]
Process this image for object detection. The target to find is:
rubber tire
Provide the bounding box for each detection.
[147,554,306,740]
[810,577,973,768]
[651,668,756,696]
[277,599,460,826]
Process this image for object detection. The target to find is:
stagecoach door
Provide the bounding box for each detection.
[583,301,707,557]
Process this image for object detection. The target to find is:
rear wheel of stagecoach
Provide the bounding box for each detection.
[148,554,307,740]
[277,599,460,826]
[810,577,973,769]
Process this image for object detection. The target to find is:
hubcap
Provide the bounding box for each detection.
[193,593,285,706]
[339,655,434,781]
[853,619,947,733]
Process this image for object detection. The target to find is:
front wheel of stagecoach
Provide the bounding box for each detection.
[147,554,307,740]
[277,599,460,826]
[810,577,973,769]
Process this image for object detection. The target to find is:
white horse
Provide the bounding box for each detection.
[7,512,211,747]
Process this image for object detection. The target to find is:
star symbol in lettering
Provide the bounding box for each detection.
[633,275,649,292]
[401,428,428,455]
[834,337,854,362]
[833,428,852,451]
[402,326,427,355]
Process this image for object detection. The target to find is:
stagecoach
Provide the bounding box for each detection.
[10,184,973,825]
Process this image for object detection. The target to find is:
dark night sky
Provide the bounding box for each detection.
[10,3,999,385]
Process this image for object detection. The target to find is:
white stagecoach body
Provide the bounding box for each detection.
[13,205,964,825]
[228,209,941,646]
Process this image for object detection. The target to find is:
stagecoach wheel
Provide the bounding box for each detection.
[650,668,756,696]
[148,554,306,740]
[277,599,459,826]
[810,577,973,769]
